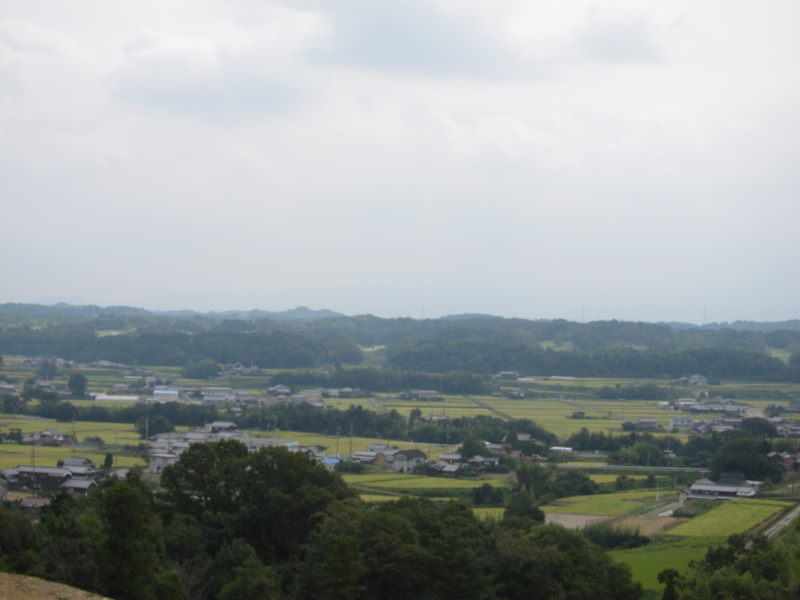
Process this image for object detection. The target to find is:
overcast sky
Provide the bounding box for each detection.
[1,1,798,323]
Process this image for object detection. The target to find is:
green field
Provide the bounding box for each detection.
[7,352,800,442]
[611,498,793,590]
[342,473,508,490]
[589,473,647,484]
[259,430,448,457]
[667,498,791,537]
[610,537,713,591]
[0,443,146,469]
[0,414,144,443]
[543,489,675,516]
[472,507,505,520]
[376,393,494,419]
[359,494,402,502]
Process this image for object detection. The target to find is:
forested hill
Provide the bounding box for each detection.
[0,304,799,380]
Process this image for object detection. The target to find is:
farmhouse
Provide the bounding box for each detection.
[153,388,181,402]
[199,387,237,405]
[686,472,762,500]
[149,452,180,474]
[1,466,72,493]
[62,456,99,478]
[393,449,427,473]
[637,417,662,432]
[21,428,69,446]
[206,421,238,433]
[397,390,441,401]
[0,382,18,396]
[147,423,300,472]
[60,478,98,495]
[671,417,694,431]
[267,384,292,396]
[495,371,520,380]
[768,451,800,471]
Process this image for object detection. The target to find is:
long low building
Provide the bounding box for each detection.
[686,473,762,500]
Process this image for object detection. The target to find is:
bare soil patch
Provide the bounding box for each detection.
[617,515,686,536]
[545,513,608,529]
[0,572,111,600]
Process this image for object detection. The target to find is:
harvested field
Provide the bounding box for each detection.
[616,515,686,536]
[545,513,608,529]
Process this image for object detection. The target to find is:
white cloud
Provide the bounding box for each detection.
[0,1,798,322]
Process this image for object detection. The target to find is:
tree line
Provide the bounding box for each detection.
[0,325,362,368]
[269,367,487,394]
[3,306,800,379]
[659,526,800,599]
[566,423,787,482]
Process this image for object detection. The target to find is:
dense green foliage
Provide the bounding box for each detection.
[659,525,800,599]
[182,359,221,379]
[563,426,785,482]
[2,304,800,379]
[388,343,792,379]
[0,441,643,599]
[238,403,558,447]
[67,373,88,398]
[581,521,650,550]
[270,367,487,394]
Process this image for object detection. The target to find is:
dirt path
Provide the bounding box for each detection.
[467,396,512,420]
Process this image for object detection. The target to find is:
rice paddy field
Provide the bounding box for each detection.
[588,473,648,484]
[260,429,450,457]
[6,353,800,442]
[375,394,494,419]
[543,489,676,516]
[538,486,795,591]
[0,356,271,398]
[0,443,145,469]
[343,472,510,506]
[666,498,792,538]
[0,414,150,469]
[342,473,507,490]
[609,498,793,590]
[0,414,143,443]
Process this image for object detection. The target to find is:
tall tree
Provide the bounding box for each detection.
[67,373,88,399]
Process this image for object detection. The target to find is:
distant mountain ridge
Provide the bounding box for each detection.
[0,303,344,322]
[1,303,799,330]
[663,320,800,332]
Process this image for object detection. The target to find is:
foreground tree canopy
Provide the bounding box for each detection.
[0,441,643,600]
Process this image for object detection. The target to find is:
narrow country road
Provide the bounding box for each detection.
[763,504,800,539]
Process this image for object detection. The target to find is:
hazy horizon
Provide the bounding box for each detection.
[5,297,798,326]
[2,1,798,325]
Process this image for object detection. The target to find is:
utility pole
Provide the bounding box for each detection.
[31,441,36,496]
